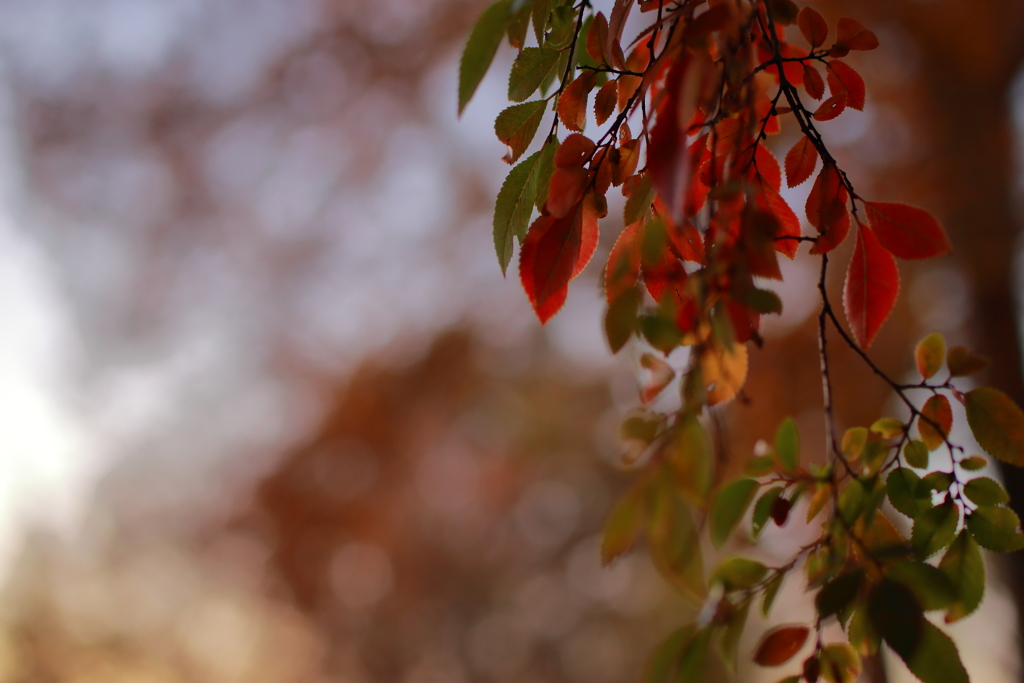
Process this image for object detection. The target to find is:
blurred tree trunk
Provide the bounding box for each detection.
[893,0,1024,677]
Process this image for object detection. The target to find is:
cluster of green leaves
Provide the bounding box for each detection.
[458,1,1024,682]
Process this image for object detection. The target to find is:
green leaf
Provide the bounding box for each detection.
[837,478,867,525]
[921,470,953,492]
[816,570,864,621]
[641,313,683,354]
[775,417,800,472]
[887,468,931,518]
[965,387,1024,466]
[605,287,641,353]
[966,505,1024,552]
[761,571,785,617]
[869,580,968,683]
[459,0,513,115]
[508,46,561,101]
[718,599,750,670]
[752,486,785,539]
[903,439,929,469]
[531,0,552,44]
[947,345,988,377]
[668,416,713,505]
[938,530,984,623]
[914,332,945,380]
[911,501,959,558]
[871,417,905,439]
[963,476,1009,506]
[886,560,956,611]
[601,484,645,565]
[745,288,784,315]
[745,454,776,477]
[713,557,767,591]
[545,4,577,48]
[710,478,760,548]
[623,173,656,225]
[641,625,695,683]
[645,473,706,599]
[493,147,546,272]
[494,100,547,165]
[959,455,988,471]
[532,137,558,208]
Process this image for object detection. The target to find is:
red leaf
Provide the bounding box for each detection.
[545,167,587,218]
[864,201,952,260]
[826,60,866,110]
[520,205,591,323]
[738,145,782,192]
[806,163,850,254]
[835,17,879,52]
[557,72,597,132]
[812,92,847,121]
[844,224,899,348]
[648,58,693,222]
[784,136,818,187]
[752,179,802,259]
[605,222,641,304]
[754,626,810,666]
[798,7,828,47]
[803,63,825,100]
[555,133,596,168]
[593,81,617,125]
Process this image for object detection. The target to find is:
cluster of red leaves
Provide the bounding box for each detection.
[513,2,949,362]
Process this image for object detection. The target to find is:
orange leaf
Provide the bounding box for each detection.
[803,63,825,100]
[798,7,828,48]
[586,12,609,65]
[737,145,782,192]
[844,224,899,348]
[834,17,879,52]
[605,222,642,304]
[555,133,596,168]
[593,80,617,125]
[640,353,675,404]
[812,92,847,121]
[557,72,597,132]
[919,394,953,451]
[785,136,818,187]
[826,60,866,110]
[864,201,952,260]
[754,626,810,667]
[572,193,601,278]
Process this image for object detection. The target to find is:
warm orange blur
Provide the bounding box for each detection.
[0,1,1021,682]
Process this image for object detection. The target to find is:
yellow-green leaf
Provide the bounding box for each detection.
[959,455,988,471]
[915,332,945,380]
[713,557,767,591]
[819,642,861,683]
[775,417,800,472]
[668,415,713,505]
[870,417,904,440]
[841,427,867,460]
[710,478,760,548]
[459,0,513,114]
[645,473,706,599]
[493,142,554,273]
[965,387,1024,466]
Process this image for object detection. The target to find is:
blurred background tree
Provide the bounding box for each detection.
[0,0,1021,682]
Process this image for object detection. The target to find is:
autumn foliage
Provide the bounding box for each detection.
[460,1,1024,682]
